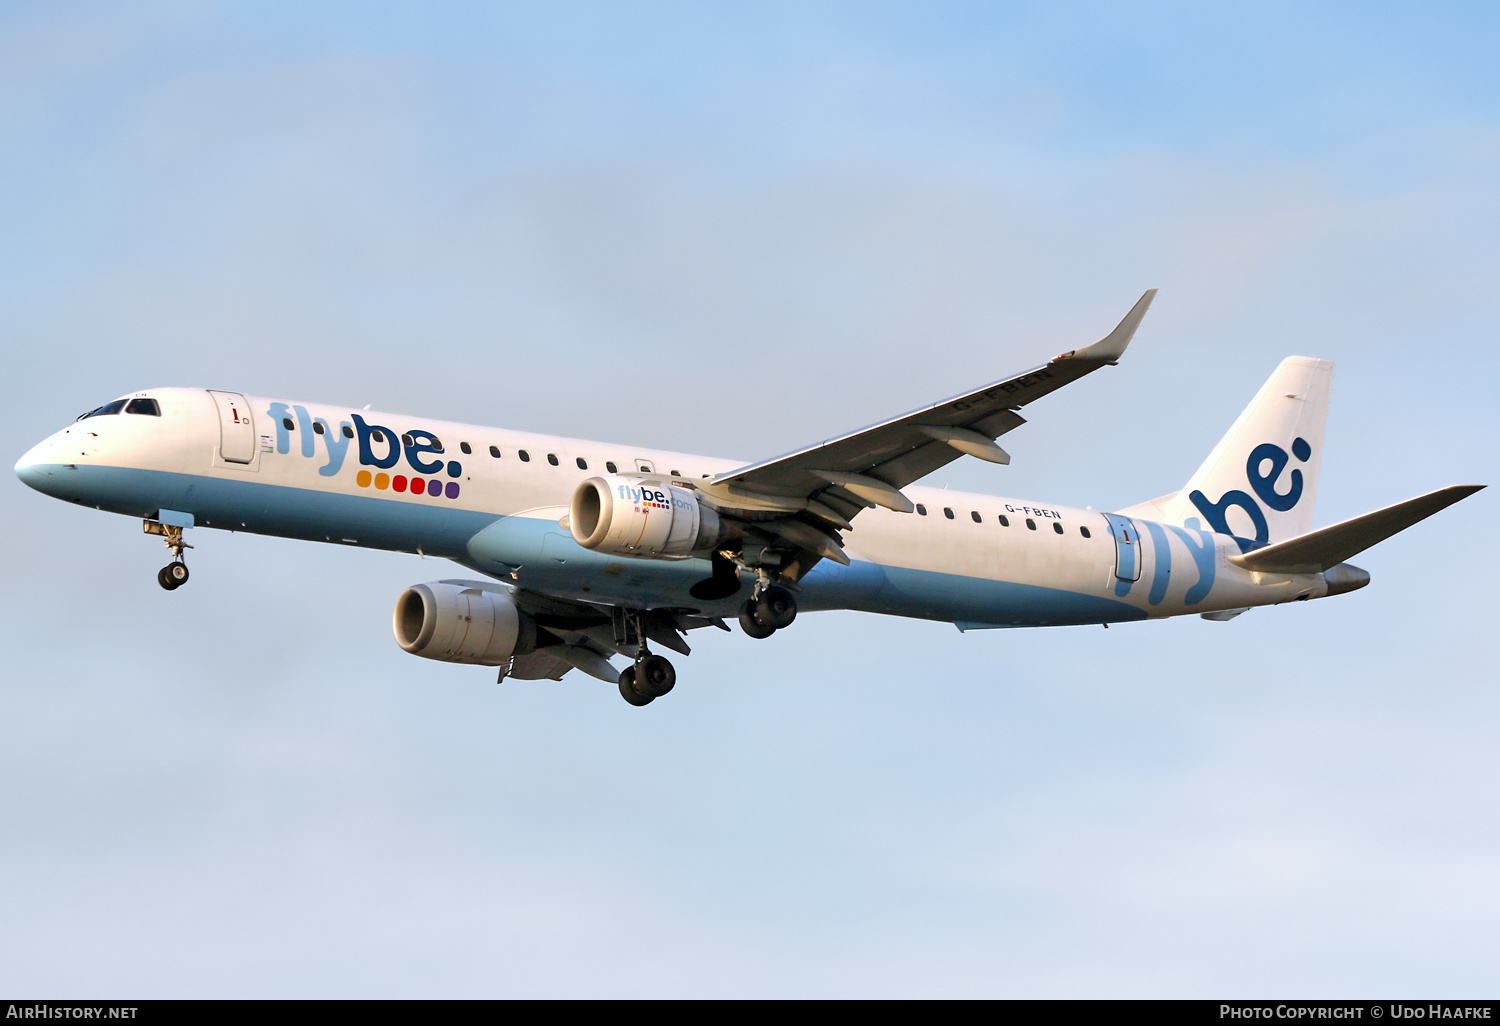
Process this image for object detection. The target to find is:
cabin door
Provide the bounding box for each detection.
[208,390,256,464]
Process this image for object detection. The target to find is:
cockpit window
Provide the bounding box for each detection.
[125,398,160,416]
[77,400,127,420]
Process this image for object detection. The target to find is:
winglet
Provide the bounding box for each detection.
[1057,289,1157,365]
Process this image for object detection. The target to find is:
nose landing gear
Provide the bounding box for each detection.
[157,562,189,590]
[144,519,193,591]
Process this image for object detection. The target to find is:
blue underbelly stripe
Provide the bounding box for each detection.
[20,464,496,556]
[26,464,1147,627]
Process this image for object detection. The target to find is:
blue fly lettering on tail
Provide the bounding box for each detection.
[1143,520,1172,605]
[1167,526,1216,604]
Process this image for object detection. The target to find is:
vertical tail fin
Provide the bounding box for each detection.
[1121,357,1333,549]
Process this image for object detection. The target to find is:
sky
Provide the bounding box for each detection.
[2,0,1498,998]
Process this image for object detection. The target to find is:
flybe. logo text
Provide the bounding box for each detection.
[1189,437,1312,549]
[266,404,464,500]
[618,483,673,511]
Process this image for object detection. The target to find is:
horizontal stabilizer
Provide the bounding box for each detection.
[1229,485,1484,575]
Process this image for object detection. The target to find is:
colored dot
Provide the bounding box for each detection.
[356,470,371,488]
[392,475,408,492]
[1291,436,1312,461]
[410,477,425,495]
[445,482,459,499]
[429,479,444,497]
[447,460,461,478]
[374,473,390,489]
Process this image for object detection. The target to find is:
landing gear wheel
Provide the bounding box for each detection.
[751,585,797,630]
[739,601,777,639]
[618,666,654,707]
[637,654,676,697]
[158,562,189,590]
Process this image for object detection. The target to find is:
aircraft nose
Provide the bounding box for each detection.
[15,438,64,493]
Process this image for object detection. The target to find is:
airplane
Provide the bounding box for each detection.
[14,291,1483,707]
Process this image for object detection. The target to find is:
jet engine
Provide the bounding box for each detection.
[569,476,727,559]
[392,582,537,665]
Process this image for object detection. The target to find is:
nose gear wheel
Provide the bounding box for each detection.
[145,519,194,591]
[157,561,189,591]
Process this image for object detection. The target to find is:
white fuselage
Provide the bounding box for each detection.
[15,387,1333,628]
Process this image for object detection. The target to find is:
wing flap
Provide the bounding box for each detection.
[503,651,573,681]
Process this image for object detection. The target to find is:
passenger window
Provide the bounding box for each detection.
[1080,526,1091,538]
[125,398,160,416]
[1026,519,1036,530]
[606,461,617,473]
[371,429,384,442]
[916,504,927,516]
[313,422,325,434]
[518,450,530,462]
[577,457,588,470]
[401,433,413,446]
[970,511,981,523]
[547,453,559,466]
[283,418,295,431]
[489,445,501,458]
[999,515,1010,527]
[943,507,954,519]
[670,470,680,477]
[460,442,472,455]
[342,425,354,439]
[1053,522,1064,535]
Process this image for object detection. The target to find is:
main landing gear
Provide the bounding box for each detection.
[615,608,678,708]
[619,653,676,707]
[738,583,797,639]
[144,520,193,591]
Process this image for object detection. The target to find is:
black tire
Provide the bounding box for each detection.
[157,566,179,591]
[739,601,777,639]
[618,666,654,706]
[751,585,797,630]
[637,654,676,697]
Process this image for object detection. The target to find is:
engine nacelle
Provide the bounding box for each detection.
[392,582,536,665]
[569,475,723,559]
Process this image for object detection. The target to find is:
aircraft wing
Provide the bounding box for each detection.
[706,290,1156,524]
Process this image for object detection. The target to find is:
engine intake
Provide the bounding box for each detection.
[392,582,536,665]
[569,475,725,559]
